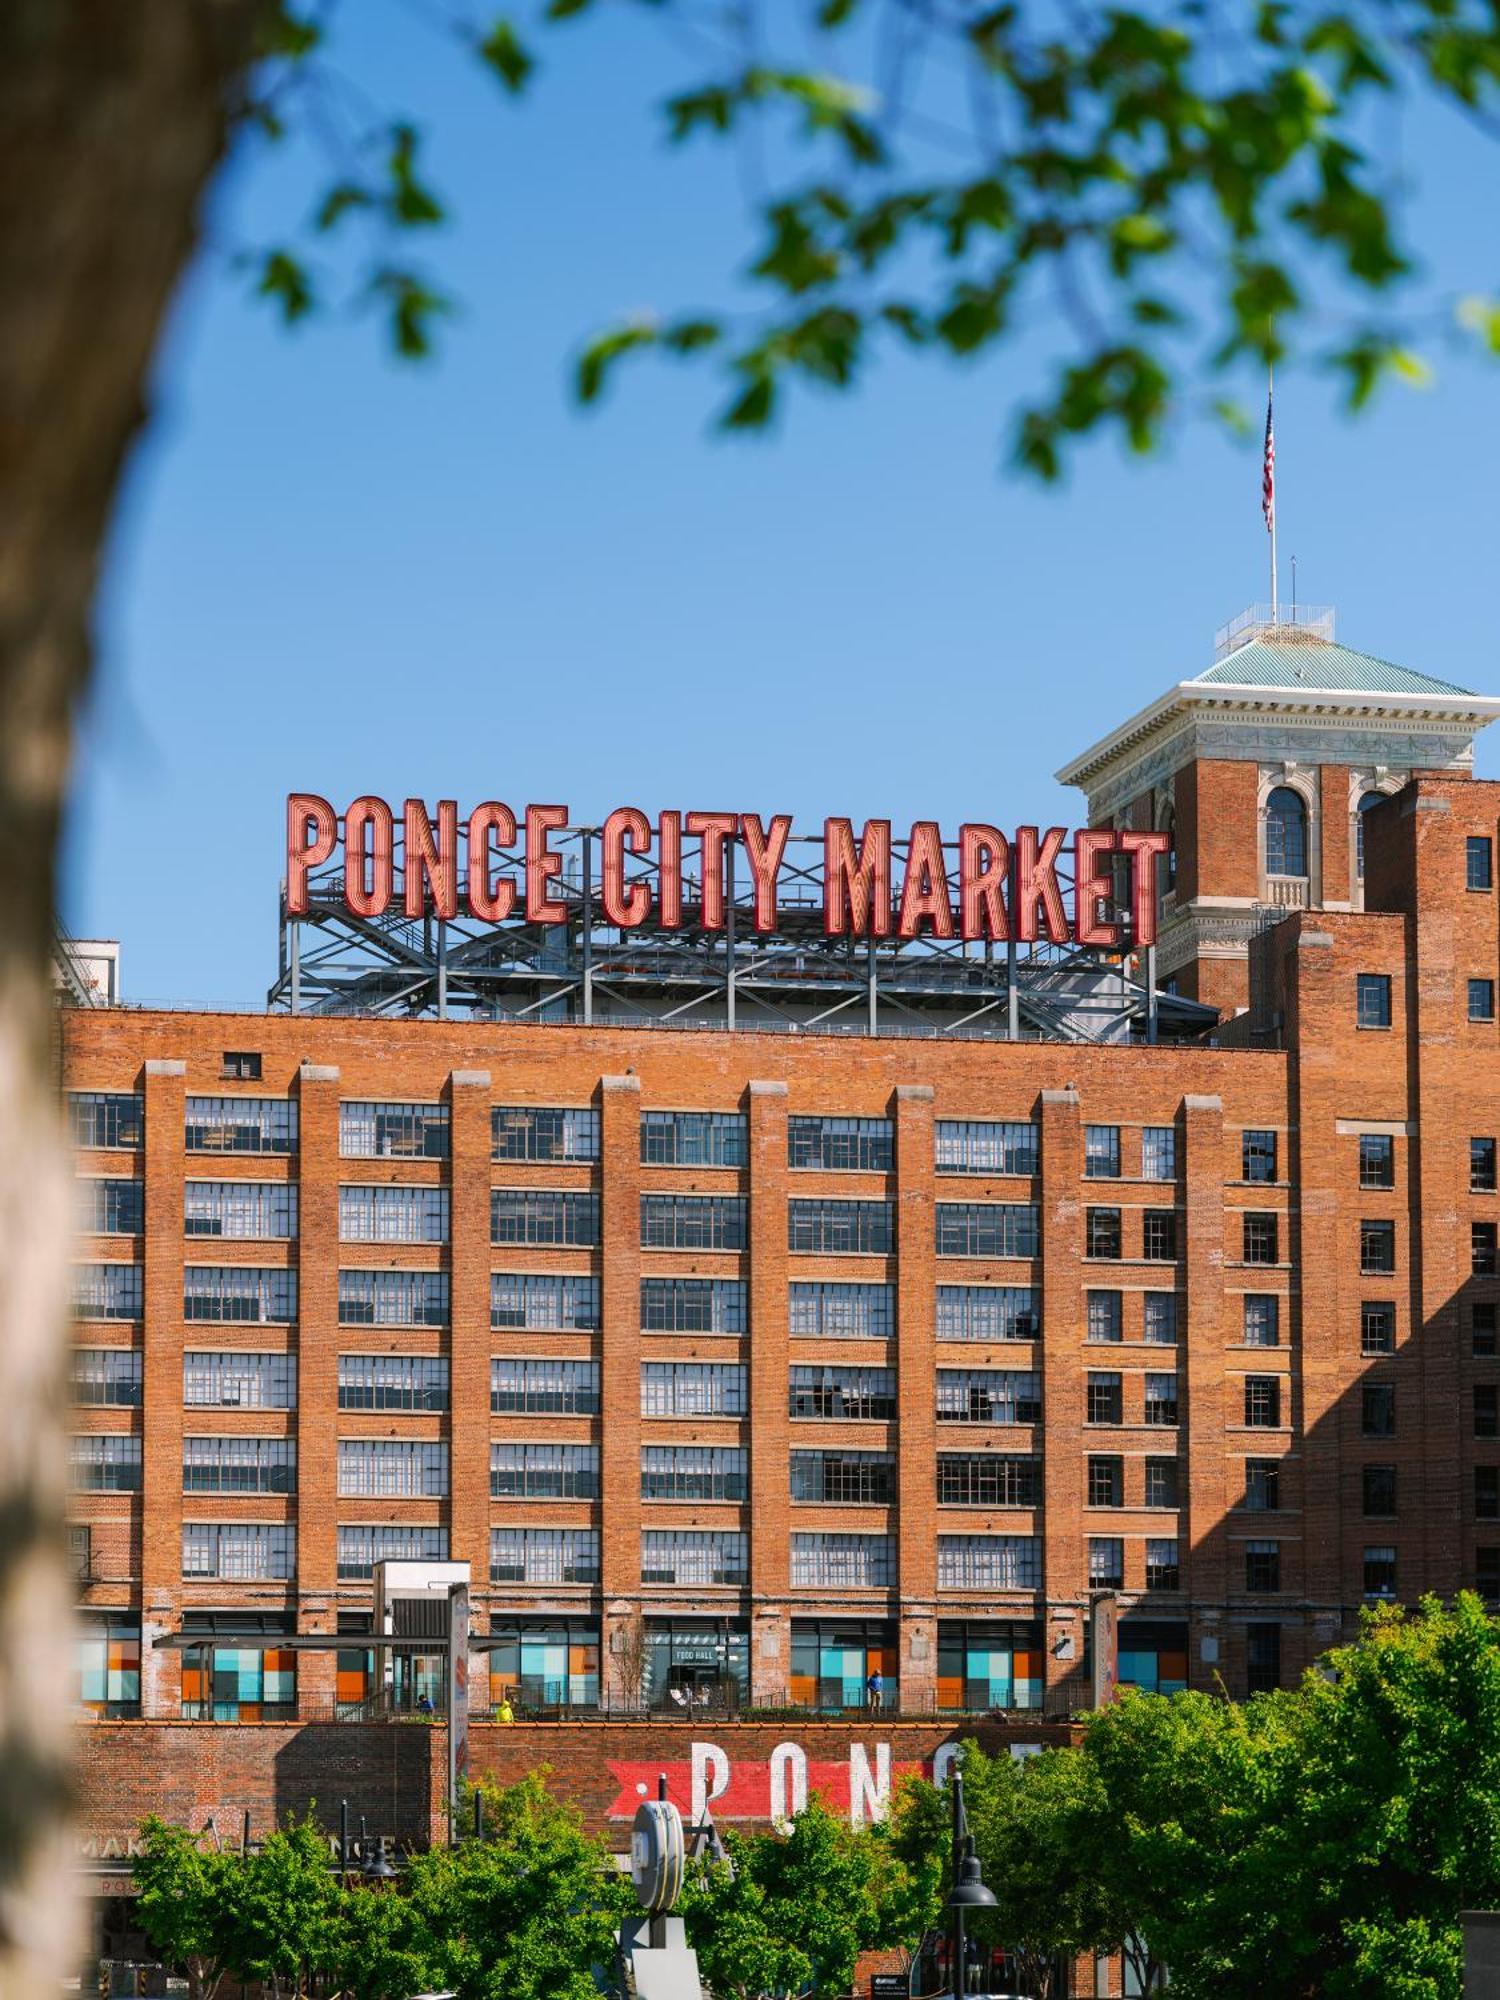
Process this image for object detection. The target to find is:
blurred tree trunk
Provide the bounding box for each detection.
[0,4,267,1984]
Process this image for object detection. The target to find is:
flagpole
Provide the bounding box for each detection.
[1268,363,1278,624]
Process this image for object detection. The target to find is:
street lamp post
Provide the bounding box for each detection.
[947,1769,997,2000]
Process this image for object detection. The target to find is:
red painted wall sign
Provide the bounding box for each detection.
[287,795,1170,948]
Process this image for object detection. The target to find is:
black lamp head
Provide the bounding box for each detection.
[948,1837,998,1912]
[362,1835,398,1883]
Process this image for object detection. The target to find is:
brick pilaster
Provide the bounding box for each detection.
[449,1071,493,1599]
[894,1085,937,1710]
[140,1060,185,1718]
[1039,1087,1084,1706]
[295,1063,340,1680]
[599,1074,642,1695]
[747,1081,790,1702]
[1181,1094,1226,1681]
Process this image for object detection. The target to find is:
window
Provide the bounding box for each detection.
[789,1116,892,1172]
[1245,1540,1281,1592]
[221,1050,262,1080]
[1361,1302,1397,1356]
[1363,1382,1397,1437]
[935,1203,1038,1258]
[642,1531,746,1587]
[1361,1220,1396,1275]
[1086,1291,1122,1343]
[1476,1467,1500,1520]
[69,1435,141,1492]
[340,1185,447,1243]
[71,1348,142,1406]
[1084,1126,1121,1179]
[1144,1457,1179,1508]
[185,1097,295,1154]
[492,1358,599,1415]
[1476,1384,1499,1440]
[1245,1459,1280,1511]
[491,1273,599,1331]
[183,1351,295,1409]
[936,1454,1039,1507]
[642,1445,746,1503]
[1475,1223,1499,1277]
[791,1282,895,1338]
[1142,1210,1178,1261]
[1356,974,1392,1029]
[76,1179,143,1236]
[1144,1372,1179,1425]
[495,1190,600,1247]
[1141,1128,1176,1181]
[1086,1372,1122,1425]
[788,1198,891,1254]
[641,1278,746,1334]
[1364,1546,1397,1598]
[71,1263,142,1321]
[1245,1376,1281,1427]
[1243,1295,1280,1347]
[493,1442,600,1501]
[642,1361,746,1418]
[791,1451,896,1504]
[337,1525,447,1580]
[1471,979,1497,1024]
[1359,1135,1395,1189]
[1363,1464,1397,1516]
[935,1286,1037,1342]
[1468,836,1494,893]
[1355,791,1383,878]
[1144,1293,1178,1345]
[935,1121,1038,1176]
[1265,787,1307,877]
[1475,1302,1499,1358]
[183,1436,295,1494]
[338,1439,449,1497]
[1089,1537,1124,1589]
[1474,1139,1498,1194]
[640,1111,746,1167]
[77,1613,140,1718]
[1479,1549,1500,1602]
[338,1269,447,1327]
[1087,1455,1123,1507]
[1145,1539,1179,1590]
[184,1266,295,1323]
[338,1355,449,1411]
[339,1101,448,1158]
[186,1181,297,1241]
[937,1369,1041,1425]
[791,1533,894,1589]
[1242,1130,1278,1183]
[1085,1208,1122,1259]
[790,1365,895,1421]
[179,1614,295,1721]
[493,1105,599,1161]
[937,1535,1040,1590]
[183,1523,294,1581]
[68,1092,143,1150]
[489,1525,599,1585]
[1246,1623,1282,1693]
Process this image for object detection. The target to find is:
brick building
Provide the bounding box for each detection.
[63,613,1500,1754]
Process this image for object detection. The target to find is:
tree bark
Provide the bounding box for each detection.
[0,4,270,1984]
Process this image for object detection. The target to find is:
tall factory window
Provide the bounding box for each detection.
[792,1283,896,1338]
[643,1195,746,1251]
[1473,1222,1499,1277]
[182,1523,294,1581]
[936,1286,1038,1341]
[792,1534,894,1589]
[1264,787,1307,878]
[1086,1291,1122,1343]
[1363,1382,1397,1436]
[1360,1302,1396,1356]
[938,1369,1040,1426]
[494,1190,600,1247]
[642,1446,746,1503]
[1363,1547,1397,1598]
[1474,1385,1499,1439]
[1242,1130,1278,1183]
[1244,1376,1281,1427]
[1476,1467,1500,1520]
[1362,1465,1397,1517]
[76,1179,144,1236]
[1088,1538,1124,1589]
[1242,1214,1279,1265]
[1145,1540,1180,1590]
[642,1361,746,1418]
[1085,1372,1122,1425]
[1143,1292,1178,1344]
[788,1117,893,1172]
[185,1096,295,1154]
[70,1263,142,1321]
[1141,1128,1176,1181]
[1084,1126,1121,1178]
[184,1181,297,1241]
[338,1269,447,1327]
[1471,979,1497,1024]
[790,1365,896,1421]
[68,1091,144,1150]
[936,1454,1039,1507]
[493,1105,599,1162]
[72,1348,142,1406]
[340,1185,447,1243]
[69,1435,141,1492]
[183,1437,295,1494]
[1358,1136,1395,1189]
[1084,1208,1122,1259]
[936,1203,1037,1259]
[644,1532,747,1587]
[1244,1460,1280,1511]
[935,1121,1038,1177]
[1356,974,1392,1029]
[1144,1458,1179,1508]
[790,1199,892,1255]
[183,1350,295,1409]
[1472,1138,1498,1193]
[491,1528,599,1585]
[1474,1303,1499,1358]
[336,1525,447,1579]
[1468,836,1495,892]
[492,1358,599,1415]
[1243,1296,1280,1347]
[1087,1456,1123,1507]
[491,1273,599,1330]
[1143,1373,1179,1426]
[338,1355,449,1411]
[937,1535,1039,1590]
[1244,1541,1281,1592]
[1142,1210,1177,1261]
[641,1278,746,1334]
[1359,1221,1397,1275]
[640,1111,747,1167]
[337,1439,449,1498]
[339,1101,448,1159]
[791,1450,896,1504]
[493,1442,600,1501]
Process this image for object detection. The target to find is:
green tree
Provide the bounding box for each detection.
[133,1817,240,2000]
[219,1814,346,1998]
[681,1839,818,2000]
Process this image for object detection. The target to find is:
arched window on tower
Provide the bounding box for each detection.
[1157,808,1177,909]
[1265,787,1308,879]
[1355,791,1382,879]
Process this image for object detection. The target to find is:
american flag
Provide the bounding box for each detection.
[1262,387,1276,535]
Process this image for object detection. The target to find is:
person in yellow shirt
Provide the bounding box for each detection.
[496,1691,515,1724]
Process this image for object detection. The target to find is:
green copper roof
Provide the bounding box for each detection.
[1192,637,1476,698]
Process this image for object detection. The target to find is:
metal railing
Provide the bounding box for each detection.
[1214,601,1335,658]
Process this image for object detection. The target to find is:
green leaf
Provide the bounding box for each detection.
[478,18,535,93]
[256,7,322,59]
[720,372,776,429]
[576,321,660,403]
[368,269,453,358]
[314,183,374,233]
[662,318,722,354]
[386,125,445,228]
[256,250,314,325]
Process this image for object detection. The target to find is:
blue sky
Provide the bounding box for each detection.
[63,7,1500,1007]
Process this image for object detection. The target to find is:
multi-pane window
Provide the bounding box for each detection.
[1245,1540,1280,1592]
[1146,1539,1180,1591]
[72,1348,142,1406]
[641,1278,746,1334]
[641,1195,746,1251]
[936,1286,1039,1342]
[1088,1537,1124,1589]
[789,1200,891,1254]
[184,1267,295,1324]
[338,1354,449,1411]
[338,1525,448,1580]
[935,1121,1038,1177]
[1243,1214,1279,1265]
[1472,979,1497,1024]
[1474,1223,1499,1277]
[1086,1372,1123,1425]
[183,1436,295,1494]
[1265,788,1307,876]
[185,1097,295,1154]
[937,1535,1039,1590]
[1361,1302,1396,1356]
[340,1185,448,1243]
[1142,1210,1177,1261]
[1085,1208,1122,1259]
[1475,1384,1499,1439]
[69,1092,144,1150]
[1361,1221,1397,1275]
[1356,974,1392,1029]
[338,1269,448,1326]
[642,1446,747,1502]
[1087,1455,1123,1507]
[1245,1376,1282,1427]
[1242,1130,1278,1183]
[71,1264,142,1321]
[936,1204,1038,1258]
[642,1531,747,1586]
[1468,836,1494,892]
[493,1105,599,1161]
[640,1111,747,1168]
[1476,1467,1500,1521]
[220,1051,262,1080]
[76,1179,143,1236]
[495,1190,600,1247]
[337,1439,449,1497]
[183,1350,295,1409]
[185,1181,297,1240]
[1364,1546,1397,1598]
[1143,1292,1178,1345]
[1141,1128,1176,1181]
[1362,1465,1397,1517]
[1363,1382,1397,1437]
[936,1453,1039,1507]
[791,1451,896,1504]
[790,1366,896,1420]
[1243,1295,1280,1347]
[791,1283,895,1338]
[1144,1373,1179,1425]
[1245,1459,1280,1511]
[183,1523,294,1581]
[491,1273,599,1330]
[791,1533,893,1588]
[77,1613,140,1718]
[492,1525,600,1582]
[788,1117,893,1172]
[69,1435,142,1492]
[1473,1139,1498,1193]
[642,1361,747,1418]
[492,1443,599,1500]
[492,1358,600,1415]
[339,1101,448,1159]
[1087,1291,1123,1343]
[1475,1302,1499,1358]
[937,1369,1041,1425]
[1084,1126,1121,1179]
[1144,1457,1179,1508]
[1358,1135,1395,1189]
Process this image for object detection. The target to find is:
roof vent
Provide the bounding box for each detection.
[1214,603,1335,661]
